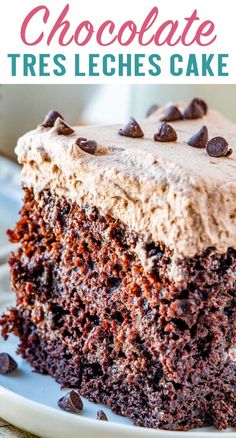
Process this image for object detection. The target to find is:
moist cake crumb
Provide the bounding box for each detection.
[1,188,235,431]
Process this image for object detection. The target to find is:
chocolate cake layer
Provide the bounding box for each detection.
[1,188,235,431]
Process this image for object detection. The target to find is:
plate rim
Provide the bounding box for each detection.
[0,384,235,438]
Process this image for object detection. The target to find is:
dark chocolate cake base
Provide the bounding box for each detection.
[1,188,236,430]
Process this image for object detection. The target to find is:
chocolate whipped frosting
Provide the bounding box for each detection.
[15,103,236,262]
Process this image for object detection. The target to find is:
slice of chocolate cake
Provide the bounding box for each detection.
[1,101,236,431]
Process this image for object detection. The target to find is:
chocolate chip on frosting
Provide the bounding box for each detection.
[118,117,144,138]
[0,353,18,375]
[160,106,183,122]
[58,390,83,413]
[154,122,177,142]
[146,104,160,118]
[54,117,74,136]
[183,98,207,120]
[206,137,231,158]
[97,410,108,421]
[194,98,208,115]
[188,126,209,149]
[76,137,97,155]
[41,110,64,128]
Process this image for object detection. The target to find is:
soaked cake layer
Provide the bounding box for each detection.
[1,188,235,431]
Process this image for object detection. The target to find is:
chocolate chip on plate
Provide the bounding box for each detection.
[146,104,160,118]
[183,98,207,120]
[76,137,97,155]
[160,106,183,122]
[54,117,74,136]
[0,353,18,375]
[97,410,108,421]
[188,126,209,149]
[41,110,64,128]
[118,117,144,138]
[206,137,231,157]
[58,390,83,413]
[154,122,177,142]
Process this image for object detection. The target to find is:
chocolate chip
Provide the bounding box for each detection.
[160,106,183,122]
[97,410,108,421]
[183,98,206,120]
[146,104,160,118]
[41,111,64,128]
[58,390,83,413]
[0,353,18,374]
[118,118,144,138]
[154,122,177,142]
[188,126,209,149]
[193,98,208,115]
[54,117,74,136]
[206,137,230,157]
[76,137,97,155]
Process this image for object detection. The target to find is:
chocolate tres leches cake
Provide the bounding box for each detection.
[1,100,236,431]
